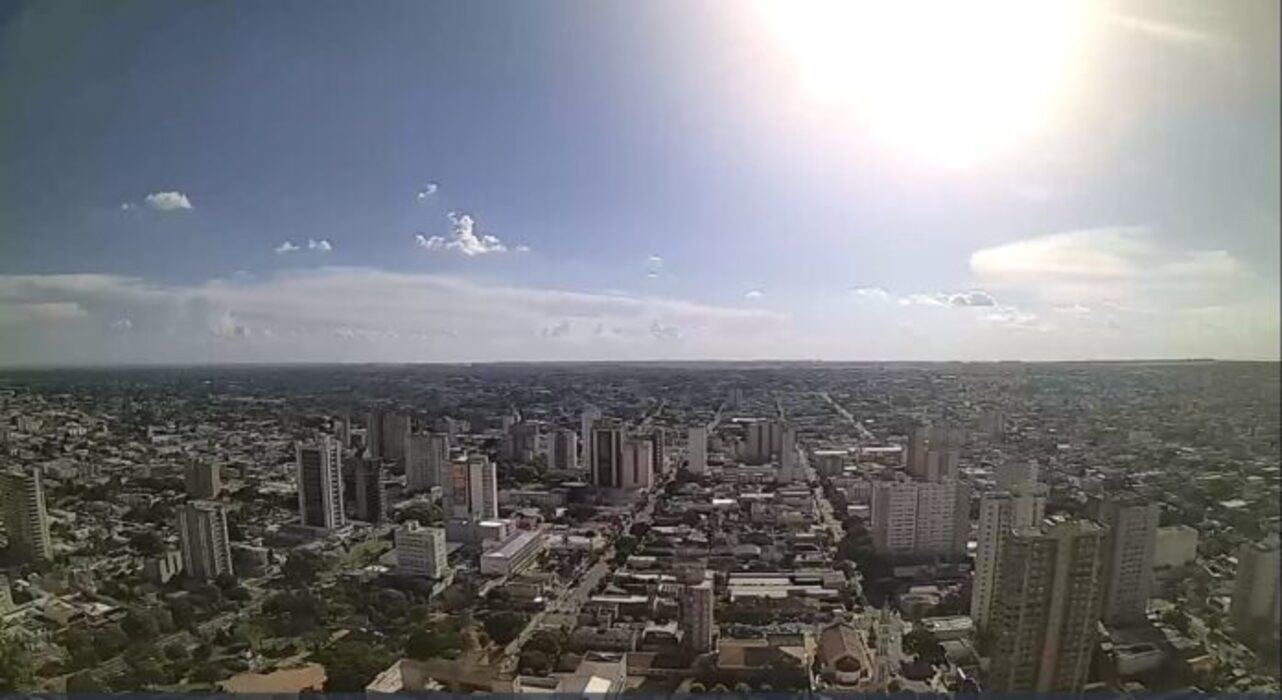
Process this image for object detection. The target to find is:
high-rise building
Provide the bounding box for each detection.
[396,521,449,579]
[870,476,969,561]
[1229,535,1281,645]
[367,410,410,467]
[649,428,667,476]
[590,420,625,489]
[1089,494,1160,625]
[742,419,784,465]
[778,425,798,482]
[687,426,708,475]
[449,453,498,520]
[580,405,602,469]
[406,432,449,493]
[354,459,387,524]
[297,437,346,530]
[176,500,234,580]
[682,578,715,652]
[971,465,1048,631]
[988,519,1108,693]
[185,461,221,500]
[505,421,542,463]
[621,436,654,490]
[0,468,52,562]
[906,423,963,482]
[545,428,579,470]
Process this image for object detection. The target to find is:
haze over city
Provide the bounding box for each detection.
[2,0,1278,365]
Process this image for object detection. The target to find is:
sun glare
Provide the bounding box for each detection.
[756,0,1093,169]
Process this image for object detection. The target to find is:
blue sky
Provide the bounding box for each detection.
[0,0,1278,363]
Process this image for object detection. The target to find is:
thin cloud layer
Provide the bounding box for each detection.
[969,226,1250,306]
[0,269,788,364]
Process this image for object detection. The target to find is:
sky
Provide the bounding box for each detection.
[0,0,1278,364]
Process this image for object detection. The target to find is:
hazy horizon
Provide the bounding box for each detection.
[2,0,1278,365]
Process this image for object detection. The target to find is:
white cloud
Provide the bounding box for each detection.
[416,183,439,200]
[417,213,509,256]
[515,245,531,253]
[307,238,333,252]
[144,191,193,211]
[900,293,948,307]
[120,202,134,212]
[948,290,997,307]
[850,286,891,301]
[0,269,789,364]
[744,290,764,301]
[970,226,1250,307]
[275,241,301,254]
[645,255,664,278]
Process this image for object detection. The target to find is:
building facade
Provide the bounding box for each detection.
[449,453,498,520]
[1090,494,1160,625]
[0,469,52,562]
[406,432,449,493]
[184,461,221,500]
[988,519,1107,693]
[297,436,346,530]
[682,578,715,652]
[396,522,449,579]
[177,500,234,580]
[687,426,708,474]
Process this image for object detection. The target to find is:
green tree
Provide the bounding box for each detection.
[283,550,324,585]
[903,628,946,665]
[406,628,461,660]
[122,607,162,638]
[312,641,393,692]
[0,634,34,692]
[130,530,166,557]
[483,611,528,646]
[66,669,108,692]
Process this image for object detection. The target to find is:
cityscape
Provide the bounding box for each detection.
[0,361,1277,693]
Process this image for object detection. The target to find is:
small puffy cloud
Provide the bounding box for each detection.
[417,212,508,256]
[275,241,301,254]
[416,183,439,200]
[307,238,333,252]
[645,255,664,278]
[850,286,891,301]
[948,290,997,307]
[649,320,682,340]
[900,293,948,307]
[144,191,193,211]
[515,245,531,253]
[120,202,134,212]
[744,290,764,301]
[541,320,571,338]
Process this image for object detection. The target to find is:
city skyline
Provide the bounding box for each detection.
[1,0,1278,365]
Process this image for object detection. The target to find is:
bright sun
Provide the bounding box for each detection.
[755,0,1092,169]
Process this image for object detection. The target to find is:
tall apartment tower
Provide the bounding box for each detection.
[367,410,410,467]
[406,432,449,493]
[621,436,654,490]
[590,420,625,489]
[778,425,799,482]
[906,423,963,482]
[176,500,234,580]
[396,521,449,579]
[449,453,498,520]
[1089,494,1160,625]
[580,405,602,469]
[682,578,715,652]
[185,461,221,500]
[687,426,708,475]
[544,428,578,471]
[971,463,1048,631]
[297,437,346,530]
[870,475,969,561]
[649,428,667,476]
[1229,535,1281,644]
[988,518,1108,693]
[354,459,387,524]
[0,468,52,562]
